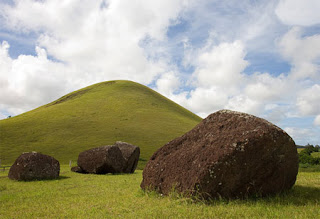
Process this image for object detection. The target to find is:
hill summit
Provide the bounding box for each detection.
[0,80,201,167]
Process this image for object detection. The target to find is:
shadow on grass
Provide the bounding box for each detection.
[0,175,71,181]
[56,175,70,180]
[143,185,320,207]
[278,185,320,205]
[18,175,71,182]
[210,185,320,206]
[70,169,141,176]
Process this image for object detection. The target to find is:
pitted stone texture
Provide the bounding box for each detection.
[115,141,140,173]
[141,110,298,199]
[77,145,126,174]
[9,152,60,181]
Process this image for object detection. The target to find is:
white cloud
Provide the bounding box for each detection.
[284,126,320,145]
[297,84,320,116]
[0,0,190,83]
[275,0,320,26]
[0,0,189,115]
[173,40,249,117]
[1,0,320,145]
[164,38,296,118]
[225,95,261,115]
[156,72,180,97]
[245,73,290,102]
[314,115,320,126]
[176,39,294,118]
[185,87,228,117]
[0,41,71,115]
[279,27,320,80]
[194,40,248,89]
[263,104,289,124]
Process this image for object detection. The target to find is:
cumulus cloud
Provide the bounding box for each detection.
[279,27,320,80]
[0,0,190,115]
[165,40,249,117]
[245,73,290,102]
[155,72,180,97]
[1,0,320,145]
[275,0,320,26]
[185,87,228,118]
[297,84,320,116]
[170,39,294,118]
[284,127,320,145]
[193,41,248,88]
[1,0,188,84]
[0,41,71,115]
[314,115,320,126]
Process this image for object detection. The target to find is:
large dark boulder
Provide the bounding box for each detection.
[8,152,60,181]
[75,142,140,174]
[141,110,299,199]
[77,145,126,174]
[115,141,140,173]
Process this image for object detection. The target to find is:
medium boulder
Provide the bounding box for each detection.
[77,145,126,174]
[115,141,140,173]
[9,152,60,181]
[141,110,299,199]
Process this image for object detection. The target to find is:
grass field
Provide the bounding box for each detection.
[311,152,320,158]
[0,80,201,167]
[0,166,319,218]
[297,148,304,153]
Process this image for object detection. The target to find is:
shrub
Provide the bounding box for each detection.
[298,147,320,165]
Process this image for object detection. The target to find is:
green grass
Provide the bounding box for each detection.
[0,80,201,167]
[0,166,319,218]
[297,148,304,153]
[299,164,320,172]
[311,152,320,158]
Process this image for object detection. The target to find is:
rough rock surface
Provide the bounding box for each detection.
[77,145,126,174]
[9,152,60,181]
[141,110,299,199]
[115,141,140,173]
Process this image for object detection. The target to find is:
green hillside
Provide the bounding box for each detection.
[0,80,201,167]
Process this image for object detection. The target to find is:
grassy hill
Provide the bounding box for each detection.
[0,80,201,167]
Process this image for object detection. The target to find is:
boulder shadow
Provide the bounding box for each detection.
[279,185,320,206]
[7,175,71,182]
[229,185,320,206]
[186,185,320,206]
[56,175,70,180]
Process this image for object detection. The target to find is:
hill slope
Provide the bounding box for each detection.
[0,80,201,167]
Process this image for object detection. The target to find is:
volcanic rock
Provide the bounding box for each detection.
[77,145,126,174]
[115,141,140,173]
[8,152,60,181]
[141,110,299,199]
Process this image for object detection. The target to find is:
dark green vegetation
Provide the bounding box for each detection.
[0,80,201,167]
[298,145,320,172]
[299,145,320,165]
[0,166,319,218]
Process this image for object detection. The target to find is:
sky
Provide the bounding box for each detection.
[0,0,320,145]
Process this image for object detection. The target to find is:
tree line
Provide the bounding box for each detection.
[299,144,320,165]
